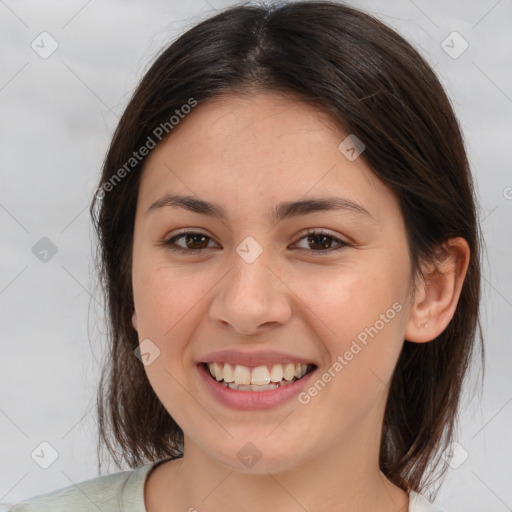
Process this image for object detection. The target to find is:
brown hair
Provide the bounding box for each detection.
[90,0,483,498]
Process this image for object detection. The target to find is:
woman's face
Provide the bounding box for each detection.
[132,93,416,473]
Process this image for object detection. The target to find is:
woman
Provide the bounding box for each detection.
[11,1,482,511]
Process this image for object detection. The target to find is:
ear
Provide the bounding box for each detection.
[405,237,470,343]
[132,310,138,331]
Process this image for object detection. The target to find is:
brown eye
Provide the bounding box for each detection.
[164,232,216,253]
[160,229,350,256]
[293,229,350,255]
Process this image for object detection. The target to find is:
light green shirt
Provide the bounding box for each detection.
[9,459,447,511]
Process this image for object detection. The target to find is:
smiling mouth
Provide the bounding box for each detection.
[202,362,317,391]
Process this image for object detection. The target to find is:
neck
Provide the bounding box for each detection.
[150,413,409,512]
[173,447,408,512]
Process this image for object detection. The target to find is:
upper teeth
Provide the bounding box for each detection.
[207,362,309,386]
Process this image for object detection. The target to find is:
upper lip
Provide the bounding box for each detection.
[198,349,317,368]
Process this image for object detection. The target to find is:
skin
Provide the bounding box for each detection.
[131,92,470,512]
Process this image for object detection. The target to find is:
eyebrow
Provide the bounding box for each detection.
[145,193,374,223]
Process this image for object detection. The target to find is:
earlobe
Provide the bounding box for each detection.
[405,237,470,343]
[132,311,138,331]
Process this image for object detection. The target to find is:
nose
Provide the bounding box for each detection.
[208,245,293,335]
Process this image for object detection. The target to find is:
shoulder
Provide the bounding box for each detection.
[8,462,156,512]
[409,491,450,512]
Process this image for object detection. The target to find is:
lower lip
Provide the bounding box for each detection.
[197,363,317,410]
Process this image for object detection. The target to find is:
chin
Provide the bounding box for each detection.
[206,437,304,475]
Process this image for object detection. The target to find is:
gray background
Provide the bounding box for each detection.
[1,0,511,510]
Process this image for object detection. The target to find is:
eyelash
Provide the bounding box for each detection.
[160,228,350,256]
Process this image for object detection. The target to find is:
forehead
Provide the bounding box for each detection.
[137,93,399,223]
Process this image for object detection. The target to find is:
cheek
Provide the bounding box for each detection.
[132,259,219,400]
[286,271,407,444]
[133,250,205,337]
[295,260,409,387]
[134,264,203,417]
[301,261,406,335]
